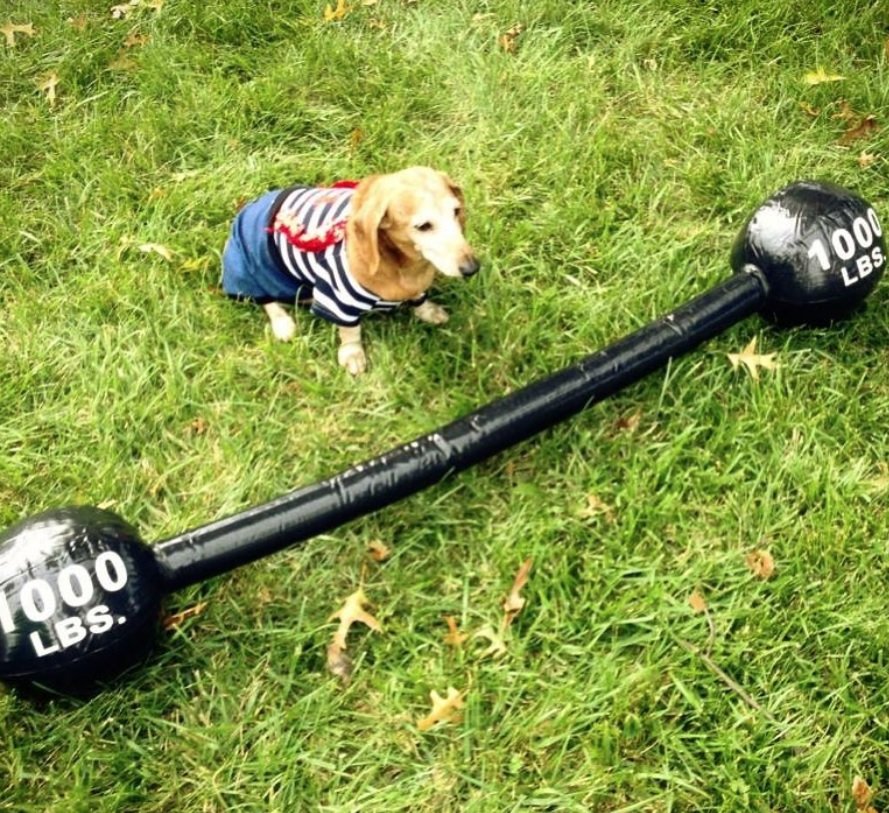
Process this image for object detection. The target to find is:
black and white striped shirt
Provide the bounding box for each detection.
[269,185,424,327]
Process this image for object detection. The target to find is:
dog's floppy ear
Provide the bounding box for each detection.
[440,171,466,225]
[349,175,390,278]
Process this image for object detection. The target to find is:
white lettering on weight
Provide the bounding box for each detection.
[807,208,885,285]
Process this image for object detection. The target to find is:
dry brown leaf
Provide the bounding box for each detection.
[727,337,778,381]
[162,601,208,631]
[804,67,845,86]
[745,549,776,580]
[613,411,642,433]
[502,557,532,627]
[111,1,138,19]
[366,539,391,562]
[840,115,879,146]
[852,775,878,812]
[138,242,174,261]
[472,624,507,658]
[417,687,465,731]
[799,101,820,117]
[68,15,89,31]
[324,0,349,21]
[579,493,615,522]
[123,32,149,48]
[1,22,35,47]
[328,587,382,652]
[443,615,468,647]
[833,100,856,122]
[499,23,524,54]
[188,416,208,436]
[349,128,363,151]
[859,151,879,169]
[37,72,60,108]
[688,589,708,614]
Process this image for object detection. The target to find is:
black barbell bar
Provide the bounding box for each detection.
[0,180,884,691]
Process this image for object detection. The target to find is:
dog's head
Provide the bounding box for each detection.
[348,167,479,293]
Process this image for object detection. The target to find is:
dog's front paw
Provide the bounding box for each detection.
[270,313,297,342]
[413,300,449,325]
[338,342,367,376]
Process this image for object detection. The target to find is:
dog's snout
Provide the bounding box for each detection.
[460,256,481,277]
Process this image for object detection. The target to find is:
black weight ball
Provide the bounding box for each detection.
[731,180,886,324]
[0,507,163,689]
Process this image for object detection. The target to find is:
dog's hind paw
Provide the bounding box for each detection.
[270,313,297,342]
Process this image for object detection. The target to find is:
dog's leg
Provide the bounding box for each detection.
[338,324,367,375]
[263,302,297,341]
[413,300,449,325]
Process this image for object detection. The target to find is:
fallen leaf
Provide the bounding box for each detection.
[727,337,778,381]
[799,101,820,117]
[839,115,879,146]
[688,589,708,614]
[443,615,468,647]
[37,72,60,107]
[324,0,349,22]
[162,601,208,631]
[328,587,382,652]
[111,1,139,19]
[502,557,532,627]
[852,775,877,813]
[858,151,879,169]
[68,15,89,31]
[417,687,464,731]
[579,493,615,522]
[472,624,507,658]
[326,587,381,684]
[146,0,164,10]
[833,99,856,122]
[187,416,208,435]
[613,412,642,433]
[366,539,391,562]
[499,23,524,54]
[1,22,35,47]
[138,242,174,261]
[804,67,845,86]
[123,32,149,47]
[349,128,363,151]
[745,549,776,580]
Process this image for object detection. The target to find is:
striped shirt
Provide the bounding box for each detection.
[267,185,424,327]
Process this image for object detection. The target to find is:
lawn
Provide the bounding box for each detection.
[1,0,888,810]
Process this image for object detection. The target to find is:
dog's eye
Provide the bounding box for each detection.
[415,222,434,232]
[454,207,462,218]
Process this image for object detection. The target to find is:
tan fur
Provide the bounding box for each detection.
[345,166,475,301]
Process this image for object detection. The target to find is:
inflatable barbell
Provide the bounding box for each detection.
[0,180,884,691]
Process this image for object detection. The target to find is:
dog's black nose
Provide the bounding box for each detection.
[460,257,481,277]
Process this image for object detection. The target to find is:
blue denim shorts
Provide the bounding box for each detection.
[221,190,310,304]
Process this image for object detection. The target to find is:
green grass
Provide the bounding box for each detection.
[2,0,889,810]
